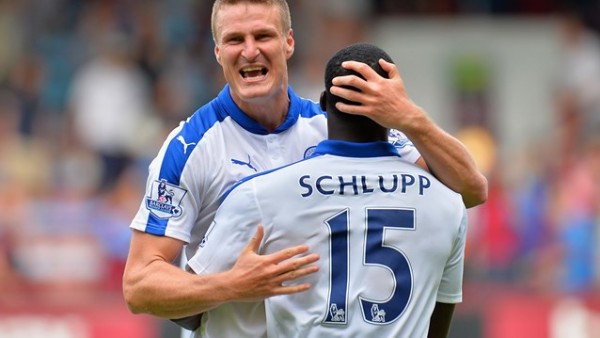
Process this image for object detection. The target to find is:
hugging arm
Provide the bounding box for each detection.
[122,227,319,320]
[330,59,488,208]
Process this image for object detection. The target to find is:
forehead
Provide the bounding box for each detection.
[214,3,283,40]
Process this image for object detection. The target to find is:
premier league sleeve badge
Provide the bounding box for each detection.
[145,179,187,219]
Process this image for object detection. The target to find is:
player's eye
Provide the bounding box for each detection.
[223,35,244,44]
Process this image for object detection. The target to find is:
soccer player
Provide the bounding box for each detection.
[187,43,467,337]
[122,0,484,329]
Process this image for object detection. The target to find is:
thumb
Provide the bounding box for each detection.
[244,224,264,254]
[379,58,400,80]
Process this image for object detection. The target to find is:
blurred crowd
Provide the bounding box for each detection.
[0,0,599,303]
[463,2,600,296]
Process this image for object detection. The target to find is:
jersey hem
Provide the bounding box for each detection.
[436,293,462,304]
[129,221,192,244]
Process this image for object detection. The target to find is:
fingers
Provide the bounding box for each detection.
[231,244,320,301]
[269,264,320,296]
[328,85,368,114]
[338,60,379,81]
[275,263,319,284]
[330,60,389,110]
[277,252,320,271]
[244,224,265,254]
[272,282,312,295]
[266,249,319,283]
[330,61,373,94]
[265,248,318,274]
[379,58,400,80]
[335,101,367,116]
[268,243,310,263]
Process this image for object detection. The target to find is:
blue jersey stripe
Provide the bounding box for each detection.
[146,95,228,235]
[313,140,401,158]
[144,85,325,235]
[218,85,325,134]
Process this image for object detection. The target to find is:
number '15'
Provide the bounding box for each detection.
[323,208,415,325]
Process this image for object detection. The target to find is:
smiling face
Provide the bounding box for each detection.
[213,2,294,114]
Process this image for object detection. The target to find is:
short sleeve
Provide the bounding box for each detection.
[436,207,468,304]
[388,129,421,163]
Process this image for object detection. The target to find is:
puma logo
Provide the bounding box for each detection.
[231,155,257,172]
[176,135,196,154]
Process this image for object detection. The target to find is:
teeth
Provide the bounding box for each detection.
[242,66,263,72]
[241,66,267,79]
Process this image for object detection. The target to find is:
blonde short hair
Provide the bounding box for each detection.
[211,0,292,42]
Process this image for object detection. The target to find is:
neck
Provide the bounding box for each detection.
[231,88,290,133]
[327,115,388,143]
[243,101,288,132]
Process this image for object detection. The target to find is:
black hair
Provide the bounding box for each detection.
[321,43,394,121]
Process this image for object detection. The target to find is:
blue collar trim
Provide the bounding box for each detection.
[312,140,401,158]
[216,84,301,135]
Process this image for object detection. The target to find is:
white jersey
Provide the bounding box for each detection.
[188,140,468,338]
[129,85,421,261]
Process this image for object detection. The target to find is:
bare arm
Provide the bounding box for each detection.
[330,59,488,208]
[428,302,456,338]
[122,227,319,319]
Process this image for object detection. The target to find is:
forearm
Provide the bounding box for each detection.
[428,302,455,338]
[328,59,487,207]
[123,259,233,319]
[402,109,488,208]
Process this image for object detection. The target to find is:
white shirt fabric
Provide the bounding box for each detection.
[129,85,421,261]
[69,56,152,156]
[188,140,467,338]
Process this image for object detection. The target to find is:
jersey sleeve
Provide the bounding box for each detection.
[388,129,421,163]
[187,180,262,274]
[436,207,468,304]
[129,126,203,244]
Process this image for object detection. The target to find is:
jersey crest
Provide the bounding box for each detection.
[145,179,187,219]
[304,146,317,159]
[371,304,387,323]
[388,129,412,149]
[327,303,346,323]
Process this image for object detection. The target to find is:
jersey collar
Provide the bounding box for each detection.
[312,140,401,158]
[216,84,301,135]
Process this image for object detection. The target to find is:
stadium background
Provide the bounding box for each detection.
[1,0,599,337]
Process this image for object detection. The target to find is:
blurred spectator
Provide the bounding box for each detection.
[373,0,556,15]
[89,166,144,291]
[550,134,600,294]
[290,0,374,100]
[67,30,157,193]
[0,1,24,81]
[0,91,53,197]
[5,54,45,138]
[466,171,520,283]
[557,6,600,142]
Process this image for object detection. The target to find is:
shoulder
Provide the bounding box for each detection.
[289,88,326,119]
[220,156,314,203]
[151,97,230,183]
[299,99,326,119]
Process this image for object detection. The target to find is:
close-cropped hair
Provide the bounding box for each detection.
[324,43,394,111]
[211,0,292,42]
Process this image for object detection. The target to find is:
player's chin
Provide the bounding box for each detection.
[237,82,276,100]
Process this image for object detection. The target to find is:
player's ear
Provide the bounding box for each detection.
[319,91,327,111]
[285,29,295,59]
[214,45,222,65]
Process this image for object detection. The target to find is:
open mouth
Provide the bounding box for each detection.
[240,66,268,80]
